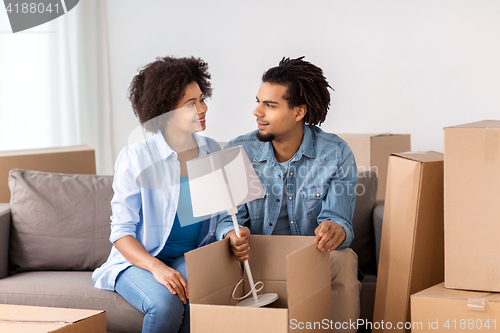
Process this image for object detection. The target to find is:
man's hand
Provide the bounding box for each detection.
[314,220,346,252]
[150,261,188,304]
[225,227,251,261]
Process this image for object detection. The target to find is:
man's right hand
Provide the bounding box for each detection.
[225,227,251,261]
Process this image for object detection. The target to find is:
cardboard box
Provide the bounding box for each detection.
[185,235,331,333]
[337,133,411,200]
[0,145,96,203]
[444,120,500,293]
[0,304,106,332]
[411,283,500,332]
[372,151,445,333]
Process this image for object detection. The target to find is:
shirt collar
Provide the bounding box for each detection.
[153,131,174,161]
[153,131,212,161]
[193,133,211,156]
[254,124,316,163]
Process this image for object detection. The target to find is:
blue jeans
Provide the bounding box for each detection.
[115,256,189,333]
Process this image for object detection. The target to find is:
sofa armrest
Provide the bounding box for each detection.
[0,203,11,279]
[373,199,384,270]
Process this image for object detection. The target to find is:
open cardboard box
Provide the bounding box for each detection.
[185,235,331,333]
[337,133,411,200]
[0,304,105,332]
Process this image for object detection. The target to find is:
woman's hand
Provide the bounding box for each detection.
[150,261,188,304]
[114,235,188,303]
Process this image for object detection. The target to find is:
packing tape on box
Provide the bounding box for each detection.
[0,319,74,324]
[467,294,498,312]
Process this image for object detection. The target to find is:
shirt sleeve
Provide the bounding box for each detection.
[216,203,251,240]
[317,142,358,249]
[109,148,142,244]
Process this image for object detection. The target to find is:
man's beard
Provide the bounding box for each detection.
[256,131,275,142]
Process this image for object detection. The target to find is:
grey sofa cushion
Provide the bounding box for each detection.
[350,171,378,275]
[0,271,143,333]
[8,169,113,273]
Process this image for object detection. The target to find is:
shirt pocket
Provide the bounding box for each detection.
[248,192,267,222]
[300,184,329,221]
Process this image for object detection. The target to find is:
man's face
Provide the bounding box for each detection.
[253,82,302,142]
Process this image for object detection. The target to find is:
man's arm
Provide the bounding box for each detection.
[316,142,357,251]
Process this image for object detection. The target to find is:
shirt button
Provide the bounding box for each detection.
[269,223,273,226]
[278,175,281,178]
[290,172,293,176]
[316,193,320,197]
[276,199,280,202]
[288,196,292,200]
[290,221,294,224]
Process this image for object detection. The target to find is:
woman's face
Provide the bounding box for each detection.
[165,81,208,134]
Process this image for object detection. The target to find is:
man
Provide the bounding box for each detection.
[216,57,360,332]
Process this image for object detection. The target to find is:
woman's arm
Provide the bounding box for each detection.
[114,235,188,304]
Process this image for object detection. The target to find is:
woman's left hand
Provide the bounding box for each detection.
[151,260,188,304]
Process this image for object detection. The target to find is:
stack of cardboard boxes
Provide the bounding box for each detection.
[373,120,500,332]
[411,120,500,331]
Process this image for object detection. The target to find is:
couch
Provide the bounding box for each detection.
[0,169,383,332]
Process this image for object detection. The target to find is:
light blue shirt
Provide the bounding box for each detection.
[93,131,221,291]
[216,124,357,249]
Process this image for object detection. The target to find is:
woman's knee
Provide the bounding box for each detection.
[147,287,185,316]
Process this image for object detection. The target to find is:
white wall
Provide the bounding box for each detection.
[105,0,500,165]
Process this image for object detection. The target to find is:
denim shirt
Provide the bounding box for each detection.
[93,131,221,291]
[216,124,357,249]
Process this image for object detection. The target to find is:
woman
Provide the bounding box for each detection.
[92,56,220,333]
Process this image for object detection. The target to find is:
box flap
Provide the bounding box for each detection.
[185,238,243,303]
[391,151,443,163]
[0,304,103,323]
[286,242,330,308]
[0,144,94,157]
[444,120,500,129]
[289,283,331,328]
[246,235,317,282]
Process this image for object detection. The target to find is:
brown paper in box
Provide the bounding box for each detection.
[185,235,331,333]
[444,120,500,293]
[0,303,106,332]
[373,151,444,333]
[0,145,96,203]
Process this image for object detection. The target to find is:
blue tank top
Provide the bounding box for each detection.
[157,177,204,259]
